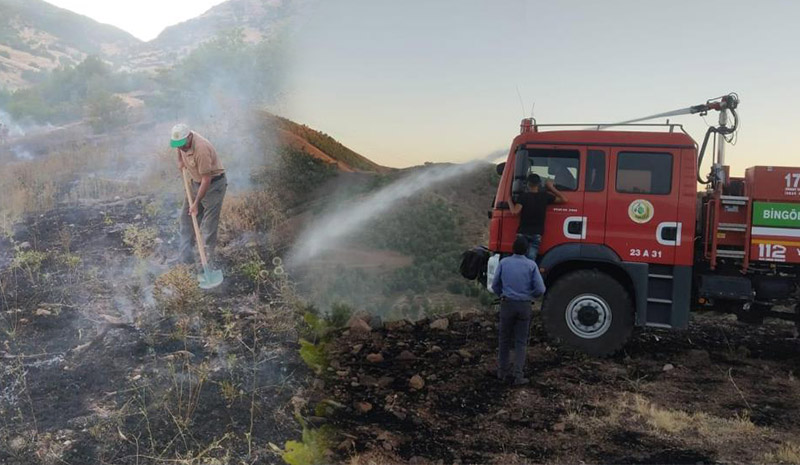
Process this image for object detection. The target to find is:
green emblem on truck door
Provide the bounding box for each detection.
[628,199,654,224]
[753,202,800,227]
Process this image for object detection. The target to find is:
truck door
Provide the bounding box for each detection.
[534,146,585,254]
[583,148,608,244]
[605,149,680,264]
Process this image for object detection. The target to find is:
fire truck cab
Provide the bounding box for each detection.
[489,123,697,355]
[483,96,800,355]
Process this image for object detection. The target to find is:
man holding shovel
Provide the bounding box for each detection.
[171,124,227,282]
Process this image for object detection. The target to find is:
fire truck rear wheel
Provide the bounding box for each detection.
[542,269,634,357]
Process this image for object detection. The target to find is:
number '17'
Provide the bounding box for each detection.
[785,173,800,188]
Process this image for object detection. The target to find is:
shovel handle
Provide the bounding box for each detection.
[182,169,210,271]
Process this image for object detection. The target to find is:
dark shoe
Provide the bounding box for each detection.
[512,377,530,386]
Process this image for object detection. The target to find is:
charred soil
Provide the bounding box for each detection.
[318,309,800,464]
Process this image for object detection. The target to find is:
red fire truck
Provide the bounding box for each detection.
[481,93,800,356]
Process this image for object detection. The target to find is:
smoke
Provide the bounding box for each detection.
[10,146,32,160]
[287,149,506,268]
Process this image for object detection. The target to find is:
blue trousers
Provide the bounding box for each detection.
[519,234,542,261]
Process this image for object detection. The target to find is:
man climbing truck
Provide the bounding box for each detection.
[461,93,800,356]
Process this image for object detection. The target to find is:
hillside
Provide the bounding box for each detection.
[270,113,390,173]
[0,0,289,89]
[0,0,140,89]
[122,0,290,72]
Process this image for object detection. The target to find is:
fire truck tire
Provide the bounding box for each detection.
[541,270,634,357]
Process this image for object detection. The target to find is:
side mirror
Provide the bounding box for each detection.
[495,162,506,176]
[511,149,529,196]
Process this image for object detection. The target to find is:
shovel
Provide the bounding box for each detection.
[181,169,224,289]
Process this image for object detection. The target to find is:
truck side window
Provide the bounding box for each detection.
[527,149,580,191]
[616,152,672,195]
[586,150,605,192]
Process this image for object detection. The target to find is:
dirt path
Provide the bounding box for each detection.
[321,309,800,464]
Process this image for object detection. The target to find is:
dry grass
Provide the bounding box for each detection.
[219,189,287,248]
[122,225,158,258]
[153,265,204,316]
[563,393,768,462]
[765,442,800,464]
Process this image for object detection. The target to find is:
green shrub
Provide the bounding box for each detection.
[328,302,353,328]
[298,339,327,374]
[123,225,158,258]
[282,426,333,465]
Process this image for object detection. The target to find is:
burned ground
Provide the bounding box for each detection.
[317,310,800,464]
[0,199,307,464]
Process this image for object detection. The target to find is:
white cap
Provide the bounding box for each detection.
[170,123,191,148]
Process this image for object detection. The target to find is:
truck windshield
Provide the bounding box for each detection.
[527,149,580,191]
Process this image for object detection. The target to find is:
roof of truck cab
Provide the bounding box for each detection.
[513,129,697,150]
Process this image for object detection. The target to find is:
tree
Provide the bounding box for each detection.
[86,90,128,133]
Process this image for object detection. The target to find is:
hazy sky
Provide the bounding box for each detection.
[283,0,800,172]
[47,0,227,41]
[43,0,800,172]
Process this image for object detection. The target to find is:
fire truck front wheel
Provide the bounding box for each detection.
[542,269,634,357]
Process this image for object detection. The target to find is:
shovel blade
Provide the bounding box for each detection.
[197,268,224,289]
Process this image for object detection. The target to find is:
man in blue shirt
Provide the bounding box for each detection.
[491,236,546,385]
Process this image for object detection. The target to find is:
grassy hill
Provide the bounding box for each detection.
[270,113,389,173]
[0,0,140,89]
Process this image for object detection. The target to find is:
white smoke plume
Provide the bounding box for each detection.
[287,149,506,268]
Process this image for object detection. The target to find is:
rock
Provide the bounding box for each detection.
[369,315,383,330]
[456,309,481,321]
[448,354,461,366]
[18,242,31,250]
[359,375,379,387]
[662,363,675,372]
[458,349,473,360]
[337,438,355,451]
[353,401,373,413]
[336,370,349,378]
[348,317,372,334]
[409,374,425,390]
[366,353,384,363]
[409,456,430,465]
[351,344,364,355]
[35,308,52,317]
[9,436,25,452]
[552,422,566,432]
[377,376,394,388]
[430,318,449,330]
[427,345,443,354]
[397,350,417,362]
[134,214,142,220]
[385,320,409,331]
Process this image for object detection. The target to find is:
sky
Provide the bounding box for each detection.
[41,0,800,173]
[281,0,800,173]
[46,0,227,41]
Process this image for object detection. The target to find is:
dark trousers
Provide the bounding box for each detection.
[498,299,532,380]
[179,177,227,267]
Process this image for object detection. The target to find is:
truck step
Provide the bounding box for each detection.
[647,298,673,304]
[720,195,749,205]
[648,273,673,280]
[718,223,747,232]
[716,250,746,258]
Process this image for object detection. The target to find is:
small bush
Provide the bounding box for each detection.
[12,248,48,281]
[153,265,203,315]
[328,302,353,328]
[298,339,327,374]
[282,426,333,465]
[123,225,158,258]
